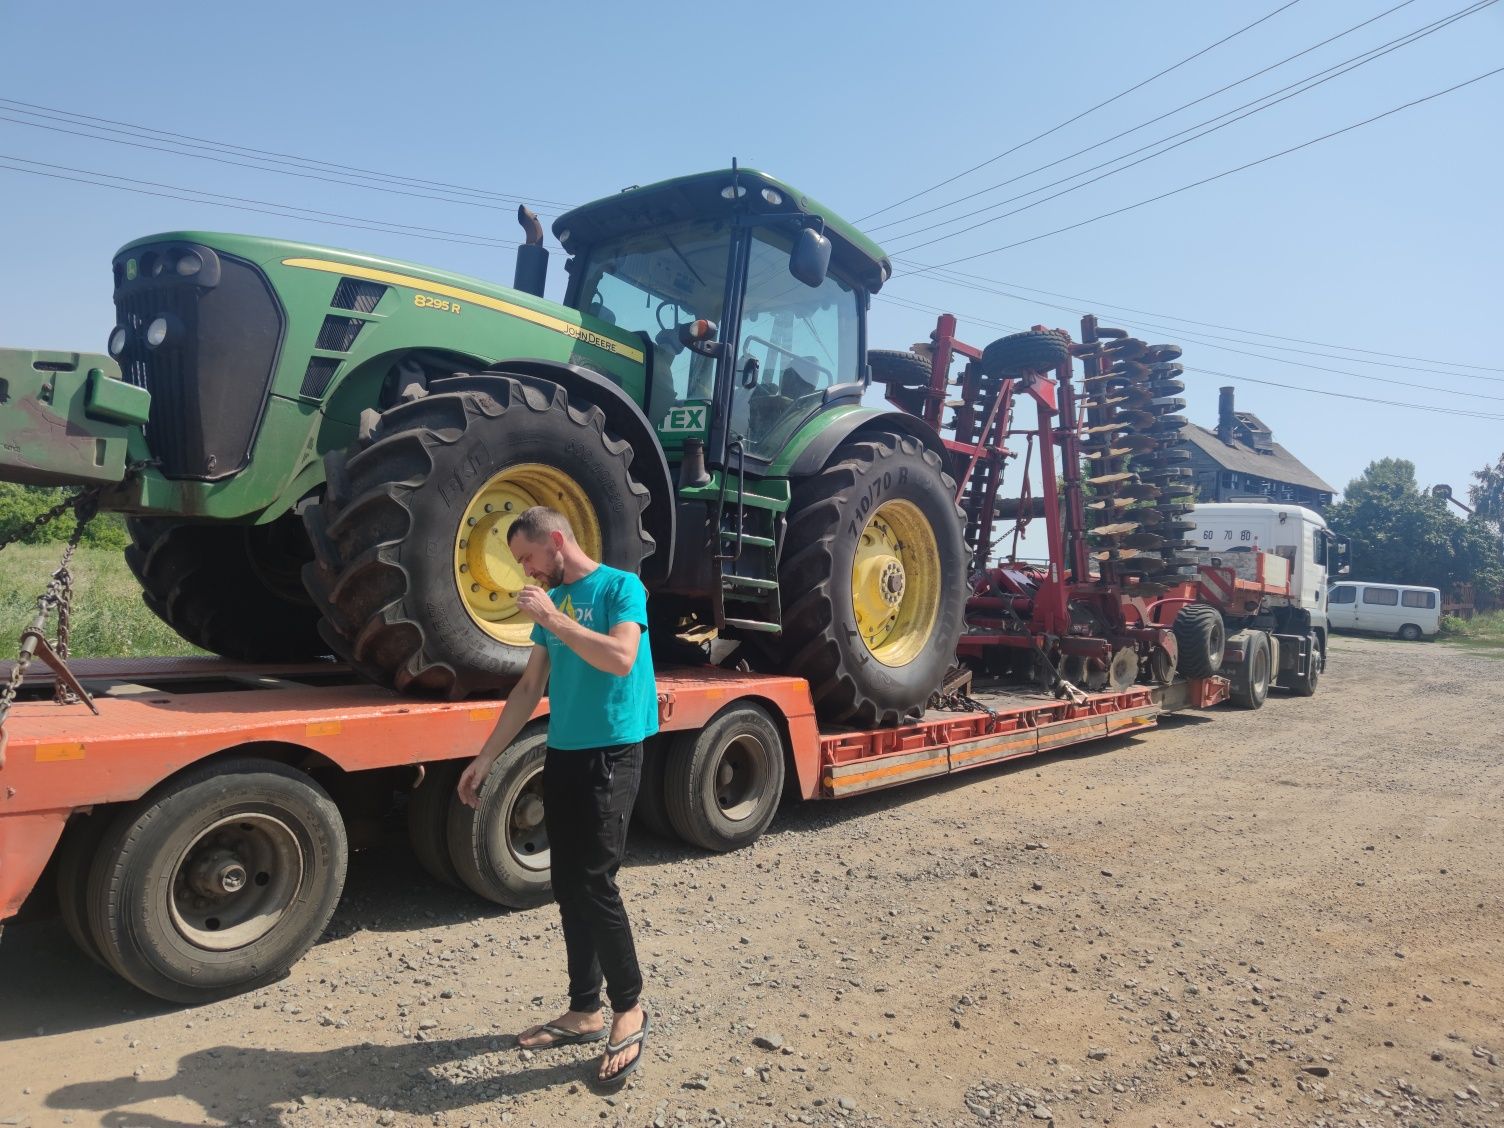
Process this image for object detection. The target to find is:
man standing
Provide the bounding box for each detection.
[458,506,656,1086]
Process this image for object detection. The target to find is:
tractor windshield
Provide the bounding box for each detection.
[575,219,731,427]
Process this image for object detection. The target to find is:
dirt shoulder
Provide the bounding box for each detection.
[2,634,1501,1127]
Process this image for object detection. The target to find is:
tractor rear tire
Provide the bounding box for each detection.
[979,329,1072,378]
[1172,604,1226,679]
[125,513,325,662]
[301,373,653,696]
[775,431,967,726]
[869,350,934,388]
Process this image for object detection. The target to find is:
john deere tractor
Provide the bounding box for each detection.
[1,169,967,725]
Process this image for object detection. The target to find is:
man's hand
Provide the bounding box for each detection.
[516,585,557,628]
[457,753,494,809]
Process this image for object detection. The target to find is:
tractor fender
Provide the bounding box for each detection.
[482,358,675,586]
[784,408,951,479]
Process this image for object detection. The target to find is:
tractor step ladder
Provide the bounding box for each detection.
[713,439,785,636]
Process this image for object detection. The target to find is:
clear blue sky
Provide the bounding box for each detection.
[2,0,1501,503]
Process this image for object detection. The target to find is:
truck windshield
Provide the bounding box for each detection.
[575,220,731,424]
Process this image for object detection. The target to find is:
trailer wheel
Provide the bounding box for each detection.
[55,810,111,967]
[868,349,934,388]
[85,758,347,1004]
[302,373,653,696]
[979,329,1072,377]
[776,431,968,726]
[446,725,552,908]
[125,514,326,662]
[632,740,675,840]
[1397,623,1423,642]
[1228,633,1271,710]
[1290,633,1321,697]
[1172,604,1225,679]
[407,761,463,887]
[664,703,785,852]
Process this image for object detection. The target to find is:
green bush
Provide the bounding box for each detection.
[0,483,129,550]
[1439,614,1468,637]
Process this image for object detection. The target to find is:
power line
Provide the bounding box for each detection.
[853,0,1305,223]
[0,159,525,250]
[866,0,1421,237]
[898,67,1504,273]
[881,0,1488,252]
[0,96,575,210]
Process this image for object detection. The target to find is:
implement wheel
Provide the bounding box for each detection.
[85,758,347,1003]
[1172,604,1226,679]
[125,512,325,661]
[301,373,653,696]
[776,431,967,726]
[868,349,934,389]
[446,725,553,908]
[978,329,1071,378]
[664,703,785,852]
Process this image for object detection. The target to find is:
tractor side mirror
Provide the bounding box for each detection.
[789,227,831,288]
[1333,535,1351,576]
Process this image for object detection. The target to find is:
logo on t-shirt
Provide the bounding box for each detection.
[557,594,594,627]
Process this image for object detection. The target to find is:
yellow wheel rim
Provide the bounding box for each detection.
[453,464,601,646]
[850,499,941,667]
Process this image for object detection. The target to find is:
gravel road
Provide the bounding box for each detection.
[2,635,1500,1127]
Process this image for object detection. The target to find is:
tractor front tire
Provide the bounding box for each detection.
[776,431,967,726]
[301,373,653,696]
[125,513,325,661]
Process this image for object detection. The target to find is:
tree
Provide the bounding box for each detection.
[1471,451,1504,524]
[1326,458,1503,604]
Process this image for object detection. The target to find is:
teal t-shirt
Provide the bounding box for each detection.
[530,564,659,750]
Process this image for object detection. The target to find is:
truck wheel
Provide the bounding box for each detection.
[869,349,934,388]
[125,513,325,661]
[632,739,675,840]
[777,431,968,726]
[1397,623,1423,642]
[407,761,463,887]
[1172,604,1226,679]
[445,725,552,908]
[1290,634,1321,697]
[664,703,785,852]
[1228,632,1271,710]
[85,758,347,1004]
[55,810,111,967]
[978,329,1071,377]
[301,373,653,696]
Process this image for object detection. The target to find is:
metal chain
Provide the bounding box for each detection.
[0,490,89,554]
[929,689,1000,719]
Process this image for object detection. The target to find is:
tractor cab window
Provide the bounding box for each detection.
[731,228,860,462]
[575,220,730,427]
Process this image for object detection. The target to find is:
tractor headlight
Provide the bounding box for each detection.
[108,325,129,358]
[175,250,203,277]
[145,317,170,349]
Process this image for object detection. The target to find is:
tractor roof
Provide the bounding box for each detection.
[552,169,892,293]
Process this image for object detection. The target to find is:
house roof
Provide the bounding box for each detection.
[1180,424,1336,494]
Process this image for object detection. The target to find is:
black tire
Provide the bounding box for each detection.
[85,758,347,1004]
[979,330,1071,378]
[1172,604,1226,679]
[407,760,463,887]
[664,703,786,852]
[776,431,968,726]
[55,810,111,967]
[446,724,552,908]
[632,739,675,840]
[1290,633,1321,697]
[1397,623,1423,642]
[301,373,654,697]
[1227,632,1271,710]
[868,349,934,388]
[125,512,325,662]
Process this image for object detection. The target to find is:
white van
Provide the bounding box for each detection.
[1326,582,1440,640]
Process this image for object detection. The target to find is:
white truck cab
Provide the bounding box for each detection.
[1190,502,1345,620]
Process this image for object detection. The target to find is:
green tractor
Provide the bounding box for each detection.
[2,169,967,725]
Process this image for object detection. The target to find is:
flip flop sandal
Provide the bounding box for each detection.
[595,1008,651,1087]
[519,1021,609,1049]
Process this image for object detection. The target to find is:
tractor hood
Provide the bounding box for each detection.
[551,169,893,294]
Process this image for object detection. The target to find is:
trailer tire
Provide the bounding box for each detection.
[632,740,675,840]
[1290,633,1321,697]
[664,703,785,852]
[125,514,326,662]
[775,431,968,726]
[301,373,653,697]
[868,349,934,388]
[407,761,463,887]
[446,724,552,908]
[85,758,347,1004]
[1228,632,1271,710]
[1172,604,1226,679]
[55,810,112,967]
[978,329,1071,377]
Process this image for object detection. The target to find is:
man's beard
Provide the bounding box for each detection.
[544,561,565,588]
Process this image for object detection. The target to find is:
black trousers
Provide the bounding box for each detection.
[543,741,644,1013]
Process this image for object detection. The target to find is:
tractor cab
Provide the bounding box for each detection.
[552,169,892,473]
